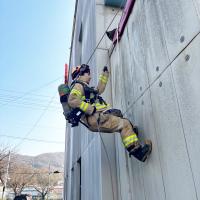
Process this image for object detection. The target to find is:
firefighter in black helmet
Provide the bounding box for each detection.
[67,64,152,162]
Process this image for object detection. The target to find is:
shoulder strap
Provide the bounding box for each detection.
[70,80,100,102]
[70,80,86,88]
[70,80,90,100]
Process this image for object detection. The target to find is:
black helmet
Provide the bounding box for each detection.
[79,64,90,75]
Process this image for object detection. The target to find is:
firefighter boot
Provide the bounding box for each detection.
[129,140,152,162]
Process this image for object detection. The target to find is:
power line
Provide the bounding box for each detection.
[0,102,60,111]
[0,76,62,108]
[0,95,59,105]
[0,134,64,144]
[1,123,64,130]
[0,89,57,98]
[0,104,61,112]
[0,100,60,110]
[0,98,60,107]
[12,92,58,151]
[0,91,61,110]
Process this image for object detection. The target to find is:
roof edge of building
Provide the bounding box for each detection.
[69,0,79,69]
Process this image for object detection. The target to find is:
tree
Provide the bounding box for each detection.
[7,163,34,196]
[32,168,61,200]
[0,146,12,185]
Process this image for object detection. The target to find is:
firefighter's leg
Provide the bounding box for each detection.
[120,118,152,162]
[104,109,138,135]
[86,113,152,162]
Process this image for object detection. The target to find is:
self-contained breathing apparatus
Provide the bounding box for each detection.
[58,80,107,127]
[58,83,82,127]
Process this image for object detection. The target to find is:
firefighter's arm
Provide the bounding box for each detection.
[68,83,95,115]
[97,66,109,95]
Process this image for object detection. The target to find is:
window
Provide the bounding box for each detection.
[79,23,83,42]
[104,0,127,8]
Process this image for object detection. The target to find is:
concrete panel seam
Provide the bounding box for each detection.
[139,14,167,199]
[170,68,199,200]
[80,135,98,157]
[126,157,134,200]
[155,0,200,64]
[71,157,81,170]
[169,30,200,69]
[140,7,167,197]
[115,140,123,200]
[109,0,200,90]
[148,85,167,200]
[142,1,171,86]
[129,10,168,193]
[96,3,105,6]
[191,0,200,25]
[121,30,200,117]
[97,47,109,51]
[99,133,115,200]
[141,165,148,200]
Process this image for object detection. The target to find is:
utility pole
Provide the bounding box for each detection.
[2,151,11,200]
[47,162,50,200]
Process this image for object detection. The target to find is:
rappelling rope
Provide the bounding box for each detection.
[93,0,128,197]
[95,13,122,200]
[86,1,125,65]
[95,22,123,200]
[95,39,115,200]
[114,24,123,200]
[69,0,126,198]
[96,117,115,200]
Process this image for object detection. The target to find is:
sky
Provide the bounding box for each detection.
[0,0,75,156]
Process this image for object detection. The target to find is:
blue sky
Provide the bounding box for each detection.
[0,0,75,156]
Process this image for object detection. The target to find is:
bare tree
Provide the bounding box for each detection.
[32,168,60,200]
[7,163,34,196]
[0,146,11,185]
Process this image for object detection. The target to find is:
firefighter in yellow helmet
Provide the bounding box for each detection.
[68,64,152,162]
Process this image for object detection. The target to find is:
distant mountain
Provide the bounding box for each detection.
[13,152,64,172]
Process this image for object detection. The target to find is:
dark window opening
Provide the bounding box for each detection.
[77,157,81,200]
[79,23,83,42]
[104,0,127,8]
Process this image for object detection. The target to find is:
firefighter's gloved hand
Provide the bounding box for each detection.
[103,66,108,72]
[91,106,96,115]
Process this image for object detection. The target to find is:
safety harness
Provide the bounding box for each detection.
[59,80,107,127]
[59,80,128,128]
[71,80,107,105]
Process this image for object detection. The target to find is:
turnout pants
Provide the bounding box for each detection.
[83,111,139,148]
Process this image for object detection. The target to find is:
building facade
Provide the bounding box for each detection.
[64,0,200,200]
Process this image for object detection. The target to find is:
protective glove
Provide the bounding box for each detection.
[103,66,108,72]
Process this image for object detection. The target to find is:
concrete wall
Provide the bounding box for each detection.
[65,0,120,200]
[110,0,200,200]
[65,0,98,199]
[65,0,200,199]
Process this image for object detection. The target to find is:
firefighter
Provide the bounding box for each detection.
[68,64,152,162]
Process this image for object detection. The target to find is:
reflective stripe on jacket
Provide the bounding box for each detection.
[68,72,109,115]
